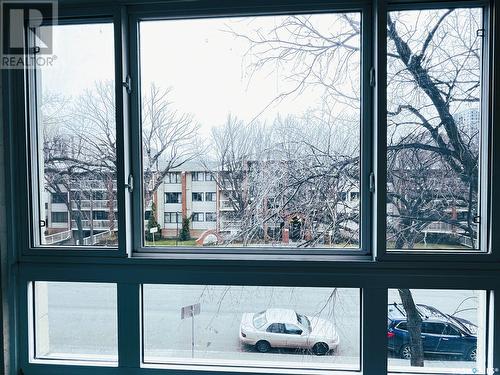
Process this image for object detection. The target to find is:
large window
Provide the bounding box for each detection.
[139,13,362,249]
[387,289,486,374]
[5,2,499,375]
[33,282,118,362]
[32,22,117,247]
[386,8,485,251]
[142,285,361,371]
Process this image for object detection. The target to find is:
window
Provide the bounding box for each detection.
[191,172,204,182]
[51,193,67,204]
[165,192,182,204]
[192,192,203,202]
[284,324,303,335]
[92,211,109,220]
[386,8,484,251]
[266,323,284,333]
[164,212,180,224]
[205,212,217,222]
[33,282,118,362]
[192,212,204,222]
[31,22,116,247]
[387,289,486,373]
[50,212,68,223]
[205,192,216,202]
[140,12,362,248]
[142,285,360,370]
[5,3,499,375]
[165,172,181,184]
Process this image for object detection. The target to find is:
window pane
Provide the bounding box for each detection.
[386,8,483,250]
[140,13,362,248]
[387,289,486,374]
[33,282,118,361]
[143,285,360,370]
[35,23,117,247]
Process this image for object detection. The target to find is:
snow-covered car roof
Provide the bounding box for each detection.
[265,308,298,325]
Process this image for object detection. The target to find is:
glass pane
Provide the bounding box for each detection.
[386,8,483,250]
[143,285,360,370]
[140,13,362,248]
[35,23,117,247]
[387,289,486,374]
[34,282,118,361]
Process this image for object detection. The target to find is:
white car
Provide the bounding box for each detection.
[239,308,339,355]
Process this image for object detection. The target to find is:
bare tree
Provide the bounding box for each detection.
[141,84,202,208]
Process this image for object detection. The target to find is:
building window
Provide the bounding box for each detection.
[164,212,180,224]
[205,172,215,181]
[192,212,204,222]
[192,192,203,202]
[51,212,68,223]
[191,172,204,182]
[205,192,216,202]
[165,192,182,204]
[205,212,217,222]
[92,211,109,220]
[51,192,67,204]
[165,172,181,184]
[386,8,484,251]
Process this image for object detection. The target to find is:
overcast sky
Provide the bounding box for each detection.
[40,14,360,137]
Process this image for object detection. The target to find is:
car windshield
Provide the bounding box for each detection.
[297,313,311,333]
[253,311,267,329]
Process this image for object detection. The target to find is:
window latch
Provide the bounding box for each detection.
[369,67,376,87]
[39,220,46,228]
[125,174,134,193]
[473,215,480,224]
[369,172,375,193]
[477,28,485,37]
[122,74,132,94]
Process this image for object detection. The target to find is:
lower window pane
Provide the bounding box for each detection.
[33,282,118,362]
[387,289,486,374]
[142,285,360,370]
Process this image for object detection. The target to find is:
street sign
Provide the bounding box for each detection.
[149,227,158,234]
[181,303,201,319]
[181,303,201,358]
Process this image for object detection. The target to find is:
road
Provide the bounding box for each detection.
[39,283,483,371]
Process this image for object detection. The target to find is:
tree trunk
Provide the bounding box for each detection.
[398,289,424,366]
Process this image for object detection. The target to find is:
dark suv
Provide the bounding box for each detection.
[387,303,477,361]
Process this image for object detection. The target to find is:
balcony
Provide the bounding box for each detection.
[71,220,118,230]
[71,200,117,210]
[219,200,237,211]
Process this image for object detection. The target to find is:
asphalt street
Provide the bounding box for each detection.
[39,283,483,372]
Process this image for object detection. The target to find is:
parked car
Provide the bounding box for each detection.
[387,303,477,361]
[239,308,339,355]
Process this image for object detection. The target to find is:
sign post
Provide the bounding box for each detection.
[181,303,201,358]
[149,226,158,246]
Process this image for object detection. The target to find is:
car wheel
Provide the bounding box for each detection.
[400,344,411,360]
[312,342,329,356]
[465,347,477,361]
[255,340,271,353]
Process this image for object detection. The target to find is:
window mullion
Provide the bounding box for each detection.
[362,287,387,375]
[115,6,132,256]
[117,283,141,368]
